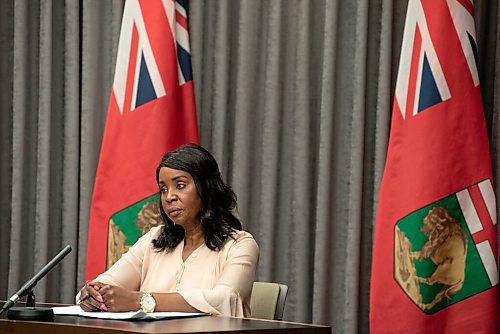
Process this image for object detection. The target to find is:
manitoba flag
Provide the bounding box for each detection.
[85,0,199,281]
[370,0,499,333]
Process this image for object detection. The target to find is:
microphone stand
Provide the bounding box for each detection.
[0,245,72,321]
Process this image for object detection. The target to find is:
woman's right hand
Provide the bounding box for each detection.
[78,281,108,312]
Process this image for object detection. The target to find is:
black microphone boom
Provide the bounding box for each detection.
[0,245,72,314]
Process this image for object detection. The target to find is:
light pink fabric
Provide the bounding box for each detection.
[91,226,259,317]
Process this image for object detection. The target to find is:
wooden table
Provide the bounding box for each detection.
[0,304,330,334]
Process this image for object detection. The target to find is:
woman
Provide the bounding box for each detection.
[77,144,259,317]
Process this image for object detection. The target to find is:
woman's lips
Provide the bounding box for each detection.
[167,208,182,217]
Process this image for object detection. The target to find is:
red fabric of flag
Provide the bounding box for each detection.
[370,0,499,332]
[85,0,199,281]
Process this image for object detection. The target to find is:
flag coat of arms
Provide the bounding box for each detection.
[370,0,499,332]
[85,0,199,280]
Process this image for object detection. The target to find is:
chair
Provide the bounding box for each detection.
[250,282,289,321]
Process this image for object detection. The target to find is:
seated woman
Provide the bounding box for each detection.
[77,144,259,317]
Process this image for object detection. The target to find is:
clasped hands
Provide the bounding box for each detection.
[78,281,141,312]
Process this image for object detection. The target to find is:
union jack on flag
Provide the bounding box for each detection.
[394,0,479,119]
[113,0,194,114]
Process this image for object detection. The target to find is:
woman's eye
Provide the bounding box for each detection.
[176,184,185,189]
[160,188,167,194]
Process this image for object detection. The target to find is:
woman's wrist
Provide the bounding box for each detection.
[130,290,142,311]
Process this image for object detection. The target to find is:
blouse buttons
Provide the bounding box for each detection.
[176,263,186,290]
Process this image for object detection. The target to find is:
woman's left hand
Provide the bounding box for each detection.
[97,284,141,312]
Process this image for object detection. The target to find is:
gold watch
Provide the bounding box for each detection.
[140,292,156,313]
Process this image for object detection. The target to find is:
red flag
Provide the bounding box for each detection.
[85,0,198,280]
[370,0,499,332]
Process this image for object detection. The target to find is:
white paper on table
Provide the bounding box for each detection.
[52,305,208,320]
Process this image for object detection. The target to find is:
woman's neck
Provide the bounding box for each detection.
[183,221,204,249]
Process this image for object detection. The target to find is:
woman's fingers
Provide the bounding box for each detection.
[78,281,108,312]
[80,295,108,312]
[80,296,102,311]
[97,285,138,312]
[87,284,104,301]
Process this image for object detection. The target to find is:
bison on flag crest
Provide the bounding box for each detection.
[370,0,499,332]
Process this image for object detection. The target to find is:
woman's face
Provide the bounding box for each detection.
[158,167,202,228]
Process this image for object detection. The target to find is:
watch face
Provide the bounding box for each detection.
[141,293,156,312]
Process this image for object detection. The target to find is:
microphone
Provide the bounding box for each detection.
[0,245,72,319]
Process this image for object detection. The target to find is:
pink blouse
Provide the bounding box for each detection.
[92,226,259,317]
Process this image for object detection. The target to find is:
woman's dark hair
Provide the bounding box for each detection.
[152,143,242,252]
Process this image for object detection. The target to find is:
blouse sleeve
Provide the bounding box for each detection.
[91,227,158,290]
[178,233,260,317]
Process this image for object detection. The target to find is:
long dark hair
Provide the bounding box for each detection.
[152,143,242,252]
